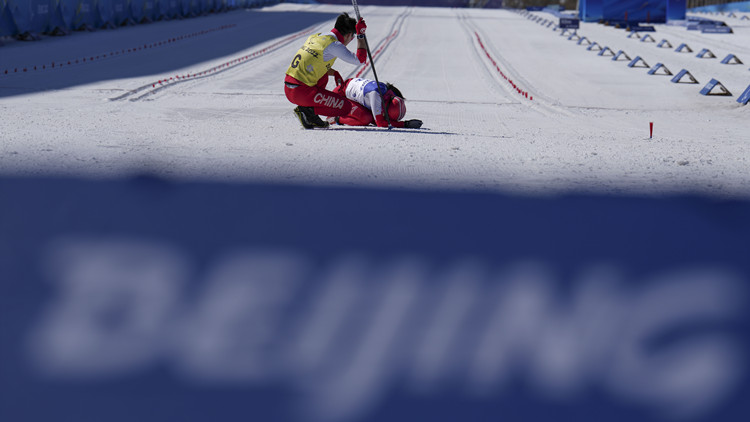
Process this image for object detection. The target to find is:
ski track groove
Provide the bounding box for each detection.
[109,22,327,102]
[344,7,413,81]
[117,7,414,103]
[458,10,574,119]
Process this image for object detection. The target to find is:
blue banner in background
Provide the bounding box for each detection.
[602,0,667,24]
[667,0,686,20]
[581,0,603,22]
[1,176,750,422]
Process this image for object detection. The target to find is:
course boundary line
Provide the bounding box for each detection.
[345,7,412,81]
[473,31,533,102]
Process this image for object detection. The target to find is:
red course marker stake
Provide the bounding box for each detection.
[650,122,654,139]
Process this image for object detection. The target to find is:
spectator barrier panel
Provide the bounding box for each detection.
[0,0,278,39]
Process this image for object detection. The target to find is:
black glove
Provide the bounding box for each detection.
[404,119,423,129]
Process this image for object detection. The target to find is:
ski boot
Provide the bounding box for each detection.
[294,106,329,129]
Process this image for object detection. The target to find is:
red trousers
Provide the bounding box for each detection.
[284,74,353,117]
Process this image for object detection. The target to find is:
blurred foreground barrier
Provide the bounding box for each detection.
[1,177,750,422]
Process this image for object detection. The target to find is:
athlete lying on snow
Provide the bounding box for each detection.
[329,73,423,129]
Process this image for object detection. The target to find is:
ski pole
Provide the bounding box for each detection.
[351,0,392,128]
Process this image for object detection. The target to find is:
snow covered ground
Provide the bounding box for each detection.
[1,4,749,198]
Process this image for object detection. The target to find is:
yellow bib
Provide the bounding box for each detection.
[286,33,338,86]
